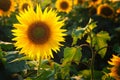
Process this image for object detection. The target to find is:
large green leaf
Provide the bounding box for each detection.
[72,27,85,45]
[62,47,82,65]
[72,19,96,45]
[4,51,29,73]
[86,31,110,58]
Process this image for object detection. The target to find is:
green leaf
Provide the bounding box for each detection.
[72,19,96,45]
[40,0,51,8]
[4,51,29,73]
[0,41,14,51]
[72,27,85,45]
[61,64,71,79]
[25,77,32,80]
[62,47,82,65]
[86,31,110,58]
[35,69,54,80]
[9,56,31,63]
[40,59,51,69]
[83,18,97,35]
[85,20,97,32]
[79,70,103,80]
[0,47,3,59]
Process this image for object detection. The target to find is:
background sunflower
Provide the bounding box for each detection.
[0,0,16,17]
[97,4,114,18]
[18,0,33,12]
[108,55,120,80]
[89,0,102,7]
[55,0,72,13]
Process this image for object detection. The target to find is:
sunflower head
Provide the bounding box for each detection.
[71,0,78,5]
[89,0,102,6]
[109,66,120,80]
[77,0,85,4]
[108,55,120,80]
[97,4,114,18]
[12,4,66,60]
[108,55,120,66]
[55,0,72,13]
[73,0,85,5]
[18,0,33,12]
[0,0,16,17]
[110,0,120,3]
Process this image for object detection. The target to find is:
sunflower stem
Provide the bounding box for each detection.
[91,50,95,80]
[88,27,95,80]
[37,58,41,76]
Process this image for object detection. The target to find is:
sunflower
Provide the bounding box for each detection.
[71,0,77,5]
[110,0,120,3]
[12,5,66,60]
[73,0,85,5]
[97,4,114,18]
[18,0,33,12]
[77,0,85,4]
[0,0,16,17]
[108,55,120,80]
[55,0,72,13]
[89,0,102,6]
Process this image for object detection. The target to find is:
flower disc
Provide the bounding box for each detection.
[27,21,50,44]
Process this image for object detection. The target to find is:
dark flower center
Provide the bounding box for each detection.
[92,0,98,2]
[0,0,11,12]
[27,22,51,44]
[22,3,29,11]
[100,6,113,17]
[60,1,69,10]
[78,0,83,4]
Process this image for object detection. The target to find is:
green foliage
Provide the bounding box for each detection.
[79,70,104,80]
[0,0,120,80]
[0,41,14,51]
[62,47,82,65]
[72,19,97,45]
[4,51,29,73]
[72,27,85,45]
[35,69,54,80]
[87,31,111,58]
[113,43,120,53]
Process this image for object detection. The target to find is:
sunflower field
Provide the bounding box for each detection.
[0,0,120,80]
